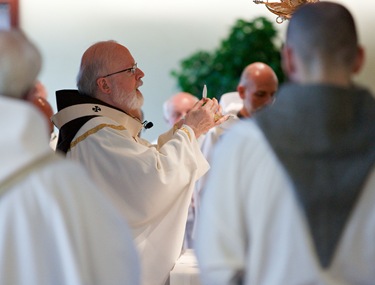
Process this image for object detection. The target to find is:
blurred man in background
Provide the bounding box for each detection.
[163,92,199,127]
[162,91,199,249]
[193,62,278,237]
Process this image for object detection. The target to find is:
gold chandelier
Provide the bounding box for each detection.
[253,0,320,23]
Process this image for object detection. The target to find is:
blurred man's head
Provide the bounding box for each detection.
[282,2,364,86]
[0,30,41,98]
[163,92,198,126]
[31,80,48,99]
[237,62,278,117]
[0,30,55,134]
[25,82,54,134]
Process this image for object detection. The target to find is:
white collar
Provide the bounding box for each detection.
[52,103,143,137]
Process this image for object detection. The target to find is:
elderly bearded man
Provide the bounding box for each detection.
[52,40,228,285]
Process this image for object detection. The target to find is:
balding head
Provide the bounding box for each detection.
[237,62,278,117]
[77,40,121,97]
[0,30,41,98]
[283,2,363,85]
[76,40,145,118]
[163,92,198,126]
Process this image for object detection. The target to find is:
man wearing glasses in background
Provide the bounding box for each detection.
[52,40,228,285]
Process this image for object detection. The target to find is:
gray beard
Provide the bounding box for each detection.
[113,87,144,111]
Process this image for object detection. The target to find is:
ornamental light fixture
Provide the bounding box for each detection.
[253,0,320,23]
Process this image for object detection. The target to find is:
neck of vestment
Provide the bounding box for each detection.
[54,89,142,154]
[254,82,375,268]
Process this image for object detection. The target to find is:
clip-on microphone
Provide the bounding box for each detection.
[142,120,154,129]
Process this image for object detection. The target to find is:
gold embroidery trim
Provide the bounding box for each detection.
[173,123,179,134]
[70,124,126,150]
[179,126,191,142]
[173,124,192,142]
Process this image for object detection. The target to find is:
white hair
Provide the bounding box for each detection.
[76,40,118,97]
[0,29,42,98]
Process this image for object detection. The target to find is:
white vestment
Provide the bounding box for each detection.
[196,120,375,285]
[193,115,239,236]
[65,111,209,285]
[218,91,243,114]
[0,97,140,285]
[193,92,242,238]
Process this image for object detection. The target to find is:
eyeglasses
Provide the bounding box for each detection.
[102,63,138,78]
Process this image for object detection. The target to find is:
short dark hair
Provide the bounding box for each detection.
[286,2,358,68]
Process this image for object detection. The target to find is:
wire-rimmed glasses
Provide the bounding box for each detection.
[102,63,138,78]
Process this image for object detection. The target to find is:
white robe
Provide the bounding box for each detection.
[0,97,140,285]
[66,113,209,285]
[195,119,375,285]
[194,91,242,225]
[193,115,239,237]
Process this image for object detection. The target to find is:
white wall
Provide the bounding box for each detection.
[20,0,375,141]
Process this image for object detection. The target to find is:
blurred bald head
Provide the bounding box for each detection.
[163,92,198,126]
[237,62,278,117]
[25,82,54,134]
[283,2,364,85]
[0,29,42,98]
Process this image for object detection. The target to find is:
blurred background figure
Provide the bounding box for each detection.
[222,62,278,118]
[31,80,48,99]
[201,62,278,160]
[0,29,140,285]
[218,91,243,116]
[25,86,54,133]
[193,62,278,237]
[162,91,199,249]
[163,92,199,127]
[24,81,58,149]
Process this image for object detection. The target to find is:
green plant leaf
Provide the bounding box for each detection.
[171,17,284,100]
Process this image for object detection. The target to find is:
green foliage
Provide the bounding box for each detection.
[171,17,285,100]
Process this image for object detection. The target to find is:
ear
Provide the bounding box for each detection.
[281,44,296,77]
[96,77,111,94]
[352,46,365,74]
[237,85,245,99]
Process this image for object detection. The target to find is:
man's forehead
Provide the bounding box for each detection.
[113,45,135,64]
[173,97,195,109]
